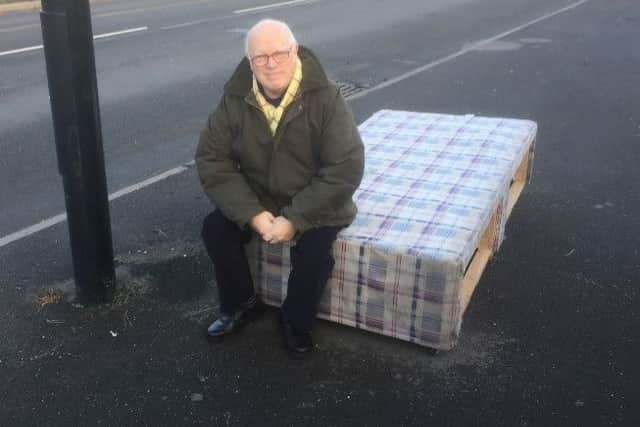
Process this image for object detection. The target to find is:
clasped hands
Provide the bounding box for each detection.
[249,211,296,244]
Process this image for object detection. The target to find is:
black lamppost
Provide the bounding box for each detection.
[40,0,115,303]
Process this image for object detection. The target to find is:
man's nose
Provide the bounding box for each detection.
[265,56,278,68]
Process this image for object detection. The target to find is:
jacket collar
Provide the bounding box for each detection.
[224,45,329,97]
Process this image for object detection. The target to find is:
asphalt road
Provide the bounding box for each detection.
[2,0,588,236]
[1,0,639,425]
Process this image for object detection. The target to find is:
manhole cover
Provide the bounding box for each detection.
[334,81,368,99]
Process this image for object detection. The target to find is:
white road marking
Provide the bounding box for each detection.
[0,23,39,33]
[94,0,210,18]
[160,13,248,31]
[160,0,318,31]
[0,44,43,57]
[0,0,591,247]
[0,26,148,57]
[93,26,148,40]
[107,162,192,201]
[161,18,213,31]
[233,0,310,14]
[0,213,68,249]
[0,162,193,249]
[350,0,591,101]
[0,0,211,32]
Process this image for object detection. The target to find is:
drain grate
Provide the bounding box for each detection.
[334,81,368,99]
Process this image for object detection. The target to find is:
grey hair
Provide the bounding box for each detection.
[244,19,297,56]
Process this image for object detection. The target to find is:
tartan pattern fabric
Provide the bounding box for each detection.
[246,110,537,350]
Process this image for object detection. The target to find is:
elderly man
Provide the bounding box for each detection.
[196,19,364,356]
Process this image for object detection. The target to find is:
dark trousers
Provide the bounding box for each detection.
[201,210,341,333]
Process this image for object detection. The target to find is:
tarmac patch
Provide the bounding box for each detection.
[471,40,523,52]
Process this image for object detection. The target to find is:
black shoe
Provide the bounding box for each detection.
[279,311,312,356]
[207,295,261,338]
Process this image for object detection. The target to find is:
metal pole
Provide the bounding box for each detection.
[40,0,115,303]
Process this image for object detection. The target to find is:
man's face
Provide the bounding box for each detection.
[247,25,298,99]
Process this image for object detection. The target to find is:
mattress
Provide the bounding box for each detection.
[247,109,537,350]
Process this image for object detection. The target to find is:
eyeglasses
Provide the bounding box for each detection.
[250,48,292,67]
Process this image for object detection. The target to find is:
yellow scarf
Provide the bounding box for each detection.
[252,57,302,135]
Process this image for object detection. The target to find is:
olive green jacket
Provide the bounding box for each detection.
[195,46,365,233]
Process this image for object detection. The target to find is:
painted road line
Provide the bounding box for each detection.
[107,163,191,201]
[93,26,148,40]
[350,0,591,101]
[94,0,210,18]
[160,14,246,31]
[233,0,310,14]
[161,18,213,31]
[0,213,68,249]
[0,0,591,247]
[0,26,148,57]
[0,162,193,249]
[0,45,42,57]
[0,23,39,33]
[161,0,318,31]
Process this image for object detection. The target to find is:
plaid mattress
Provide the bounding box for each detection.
[246,109,537,350]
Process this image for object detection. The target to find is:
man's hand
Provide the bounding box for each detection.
[263,216,296,244]
[249,211,275,238]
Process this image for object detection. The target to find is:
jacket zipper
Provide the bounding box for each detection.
[244,93,304,210]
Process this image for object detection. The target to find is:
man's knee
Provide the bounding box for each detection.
[292,227,340,272]
[296,227,341,255]
[201,211,220,240]
[201,210,237,243]
[291,244,334,271]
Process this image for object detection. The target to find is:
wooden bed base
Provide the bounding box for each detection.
[460,140,534,313]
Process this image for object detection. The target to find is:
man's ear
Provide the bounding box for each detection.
[292,43,299,56]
